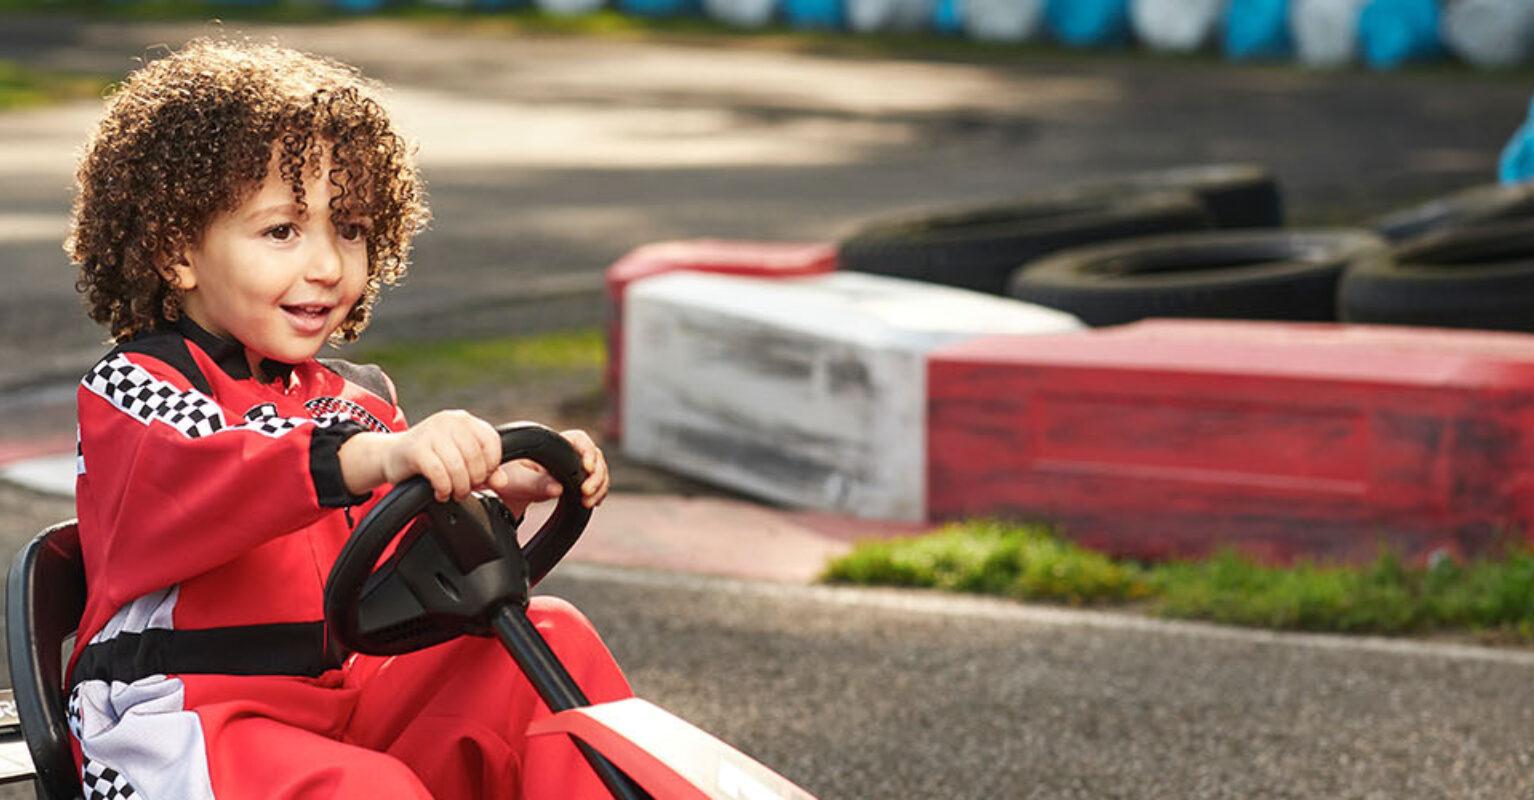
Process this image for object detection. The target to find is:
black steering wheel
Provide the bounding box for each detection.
[324,422,592,656]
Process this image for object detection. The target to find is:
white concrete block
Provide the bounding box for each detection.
[622,271,1082,520]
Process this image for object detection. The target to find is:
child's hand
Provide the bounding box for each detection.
[492,429,610,517]
[342,410,508,502]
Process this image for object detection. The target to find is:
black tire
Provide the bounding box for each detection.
[1340,221,1534,332]
[1008,229,1388,327]
[1068,163,1284,229]
[1371,182,1534,244]
[837,190,1213,296]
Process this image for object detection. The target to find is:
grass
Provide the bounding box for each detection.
[0,60,111,111]
[348,327,605,393]
[824,520,1534,642]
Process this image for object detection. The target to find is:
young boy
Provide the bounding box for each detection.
[64,38,631,799]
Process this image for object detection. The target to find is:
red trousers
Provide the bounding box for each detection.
[185,597,632,799]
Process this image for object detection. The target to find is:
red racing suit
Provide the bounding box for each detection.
[69,318,630,800]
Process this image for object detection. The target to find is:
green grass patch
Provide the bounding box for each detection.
[825,521,1534,641]
[347,327,604,392]
[0,60,111,111]
[823,520,1149,606]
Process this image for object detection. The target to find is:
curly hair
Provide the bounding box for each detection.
[66,38,430,343]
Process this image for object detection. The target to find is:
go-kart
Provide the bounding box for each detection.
[0,423,818,800]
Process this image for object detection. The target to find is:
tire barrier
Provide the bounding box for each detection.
[604,240,837,441]
[1444,0,1534,69]
[1222,0,1292,61]
[962,0,1045,41]
[1130,0,1224,53]
[1066,163,1284,229]
[1370,182,1534,243]
[1045,0,1133,47]
[782,0,844,28]
[1292,0,1367,68]
[1340,220,1534,332]
[1009,229,1386,326]
[536,0,604,14]
[622,272,1082,520]
[703,0,777,26]
[928,319,1534,563]
[846,0,936,32]
[1358,0,1443,70]
[837,189,1212,296]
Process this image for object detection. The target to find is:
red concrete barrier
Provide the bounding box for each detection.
[604,240,838,440]
[927,320,1534,564]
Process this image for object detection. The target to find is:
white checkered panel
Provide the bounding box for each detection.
[305,396,390,433]
[82,756,138,800]
[83,355,329,440]
[84,356,225,438]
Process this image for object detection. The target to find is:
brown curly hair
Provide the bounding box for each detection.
[66,38,430,343]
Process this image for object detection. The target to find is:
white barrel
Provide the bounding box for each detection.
[1130,0,1224,52]
[962,0,1044,41]
[846,0,937,33]
[622,272,1083,521]
[536,0,605,15]
[1292,0,1368,68]
[1443,0,1534,69]
[703,0,778,27]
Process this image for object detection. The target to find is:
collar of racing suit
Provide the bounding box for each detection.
[172,316,298,384]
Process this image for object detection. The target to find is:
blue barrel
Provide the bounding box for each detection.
[1501,96,1534,184]
[1223,0,1293,61]
[331,0,387,12]
[1358,0,1444,70]
[1045,0,1132,47]
[783,0,844,28]
[620,0,700,15]
[933,0,963,34]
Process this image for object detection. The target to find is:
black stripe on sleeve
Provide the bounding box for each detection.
[310,420,372,508]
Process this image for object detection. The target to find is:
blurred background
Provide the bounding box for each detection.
[5,1,1534,797]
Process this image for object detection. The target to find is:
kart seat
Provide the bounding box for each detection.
[6,521,86,800]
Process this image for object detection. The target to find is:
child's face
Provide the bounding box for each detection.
[172,145,369,372]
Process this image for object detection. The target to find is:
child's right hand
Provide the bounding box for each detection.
[340,410,510,502]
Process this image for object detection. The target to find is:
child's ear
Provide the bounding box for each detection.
[167,254,197,292]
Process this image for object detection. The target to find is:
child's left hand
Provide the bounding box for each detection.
[491,429,609,516]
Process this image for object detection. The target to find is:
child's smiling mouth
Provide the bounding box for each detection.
[281,303,335,334]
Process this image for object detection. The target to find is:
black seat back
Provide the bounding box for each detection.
[6,521,86,800]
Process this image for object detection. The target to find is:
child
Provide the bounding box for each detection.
[63,38,631,799]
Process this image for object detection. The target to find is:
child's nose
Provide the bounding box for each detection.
[307,237,345,284]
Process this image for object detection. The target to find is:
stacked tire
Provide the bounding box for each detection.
[838,163,1281,298]
[1342,222,1534,332]
[1009,229,1386,327]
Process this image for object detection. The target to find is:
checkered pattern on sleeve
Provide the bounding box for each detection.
[84,355,226,438]
[84,354,332,440]
[81,755,138,800]
[306,396,391,433]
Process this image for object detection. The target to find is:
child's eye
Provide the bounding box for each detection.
[338,223,367,242]
[264,224,295,242]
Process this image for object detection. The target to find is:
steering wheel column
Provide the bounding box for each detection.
[325,423,647,800]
